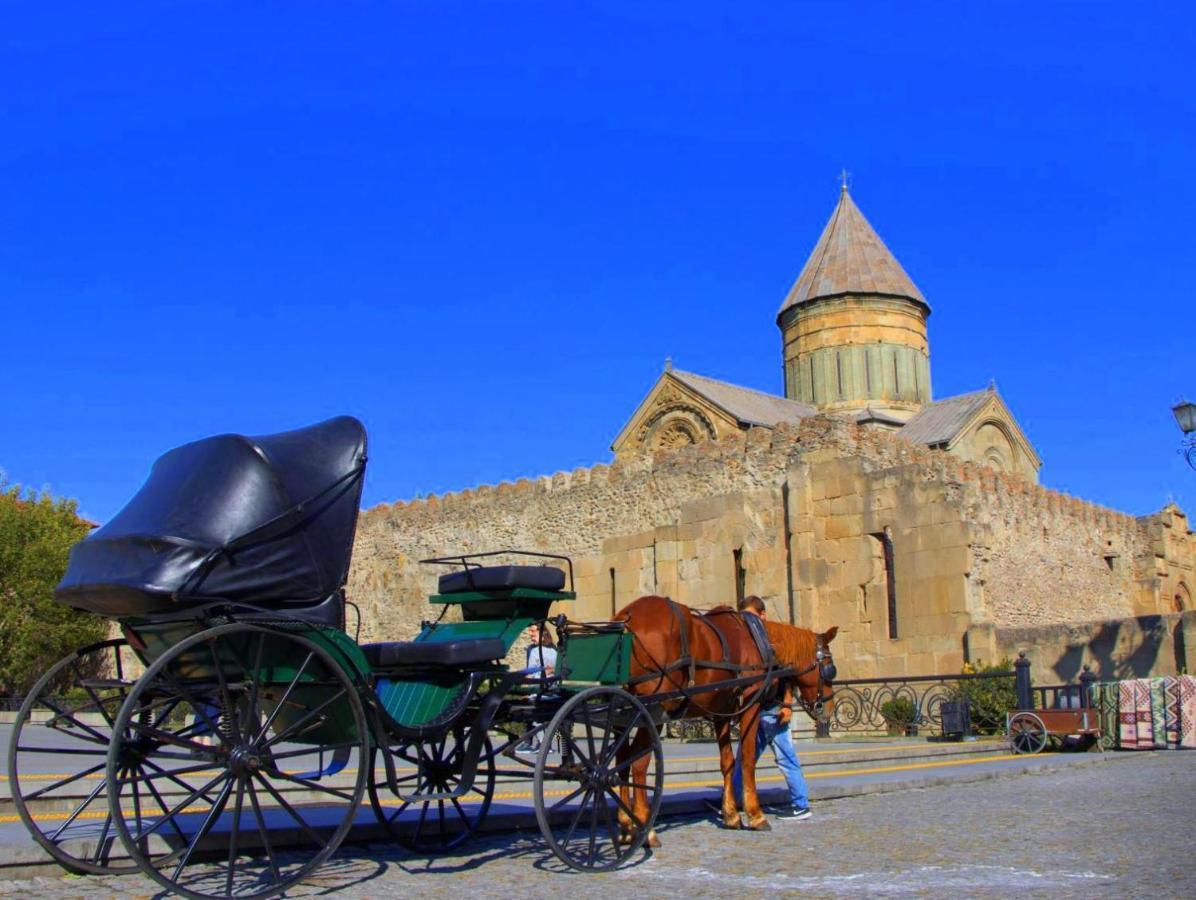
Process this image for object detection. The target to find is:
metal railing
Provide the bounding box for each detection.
[827,670,1015,737]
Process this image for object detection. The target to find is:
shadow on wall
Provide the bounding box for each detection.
[1052,616,1176,682]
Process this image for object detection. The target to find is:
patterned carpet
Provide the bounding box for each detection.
[1098,675,1196,750]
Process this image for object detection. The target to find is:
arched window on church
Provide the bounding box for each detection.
[1176,582,1191,614]
[869,530,898,639]
[733,548,746,605]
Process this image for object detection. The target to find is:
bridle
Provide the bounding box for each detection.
[792,635,836,720]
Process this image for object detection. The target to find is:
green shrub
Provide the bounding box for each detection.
[0,480,106,697]
[951,659,1017,735]
[880,696,916,733]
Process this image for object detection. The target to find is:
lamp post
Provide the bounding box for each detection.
[1174,400,1196,471]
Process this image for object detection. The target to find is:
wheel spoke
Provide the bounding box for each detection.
[159,672,225,740]
[413,799,431,845]
[38,697,110,744]
[269,740,360,764]
[562,785,594,848]
[604,783,645,828]
[260,687,347,749]
[91,811,116,866]
[264,770,357,802]
[73,660,121,728]
[255,652,315,742]
[15,745,108,755]
[124,720,218,756]
[597,785,621,857]
[23,763,107,801]
[129,771,229,843]
[48,775,107,841]
[549,782,589,812]
[586,784,600,863]
[450,796,471,826]
[225,776,246,896]
[246,776,282,883]
[254,773,332,851]
[171,776,234,884]
[138,765,190,845]
[611,742,656,774]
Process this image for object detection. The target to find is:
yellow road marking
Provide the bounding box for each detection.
[2,742,1001,783]
[0,750,1044,825]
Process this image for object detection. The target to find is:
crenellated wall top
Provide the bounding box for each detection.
[361,414,1158,534]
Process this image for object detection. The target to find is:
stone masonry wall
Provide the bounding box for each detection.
[348,414,1196,679]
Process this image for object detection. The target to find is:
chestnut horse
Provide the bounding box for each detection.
[613,595,837,843]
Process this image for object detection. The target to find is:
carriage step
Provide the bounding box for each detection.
[361,638,506,668]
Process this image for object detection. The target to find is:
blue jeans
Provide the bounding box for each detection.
[732,708,809,811]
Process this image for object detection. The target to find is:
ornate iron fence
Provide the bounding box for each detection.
[828,670,1016,736]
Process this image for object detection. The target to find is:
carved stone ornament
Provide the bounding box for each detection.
[640,404,717,450]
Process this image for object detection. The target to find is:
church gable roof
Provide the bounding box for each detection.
[671,369,817,427]
[898,390,992,446]
[778,187,927,318]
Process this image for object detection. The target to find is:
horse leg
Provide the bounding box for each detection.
[739,709,771,831]
[715,718,741,829]
[617,725,659,848]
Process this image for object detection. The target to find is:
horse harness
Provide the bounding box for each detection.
[626,599,782,717]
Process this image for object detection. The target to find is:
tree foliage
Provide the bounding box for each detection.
[0,478,107,696]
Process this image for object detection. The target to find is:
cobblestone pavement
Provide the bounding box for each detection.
[1,753,1191,899]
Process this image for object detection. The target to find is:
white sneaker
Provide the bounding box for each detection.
[775,807,812,821]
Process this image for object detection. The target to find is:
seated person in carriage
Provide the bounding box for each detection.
[525,621,557,677]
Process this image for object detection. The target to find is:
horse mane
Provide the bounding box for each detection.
[762,620,818,667]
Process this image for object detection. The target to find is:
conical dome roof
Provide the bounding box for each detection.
[778,187,927,318]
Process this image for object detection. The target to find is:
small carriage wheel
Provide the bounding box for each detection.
[105,623,370,900]
[533,686,664,872]
[1008,712,1048,755]
[367,727,497,853]
[6,638,155,875]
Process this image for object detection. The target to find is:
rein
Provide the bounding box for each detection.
[623,601,782,721]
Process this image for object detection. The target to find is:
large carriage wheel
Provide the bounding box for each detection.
[1008,711,1049,755]
[533,686,663,872]
[6,638,156,875]
[105,623,370,900]
[367,726,496,852]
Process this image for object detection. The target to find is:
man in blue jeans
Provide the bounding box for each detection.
[731,596,812,821]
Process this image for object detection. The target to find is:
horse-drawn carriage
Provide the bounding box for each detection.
[7,417,836,899]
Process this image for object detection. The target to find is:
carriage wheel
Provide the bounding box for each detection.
[5,638,158,875]
[105,623,370,900]
[533,686,663,872]
[1008,712,1049,754]
[367,727,496,852]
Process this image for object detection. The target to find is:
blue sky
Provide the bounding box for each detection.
[1,1,1193,522]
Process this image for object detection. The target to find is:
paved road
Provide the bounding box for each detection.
[0,751,1190,898]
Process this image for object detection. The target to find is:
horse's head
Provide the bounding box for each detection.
[791,625,838,722]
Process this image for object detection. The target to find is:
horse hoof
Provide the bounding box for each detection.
[749,818,772,832]
[646,830,661,849]
[722,816,742,830]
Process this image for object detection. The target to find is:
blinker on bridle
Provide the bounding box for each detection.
[795,636,836,718]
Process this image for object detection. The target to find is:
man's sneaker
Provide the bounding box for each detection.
[775,806,812,821]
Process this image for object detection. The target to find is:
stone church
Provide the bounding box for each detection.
[613,184,1040,482]
[350,188,1196,685]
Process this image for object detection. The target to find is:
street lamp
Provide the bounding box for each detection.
[1174,400,1196,471]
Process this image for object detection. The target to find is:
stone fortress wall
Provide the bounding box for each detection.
[348,414,1196,681]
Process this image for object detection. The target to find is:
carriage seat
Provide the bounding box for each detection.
[437,565,566,595]
[361,637,506,669]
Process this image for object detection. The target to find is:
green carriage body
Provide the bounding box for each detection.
[373,586,572,730]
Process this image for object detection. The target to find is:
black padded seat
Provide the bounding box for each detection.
[361,638,506,668]
[438,565,566,595]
